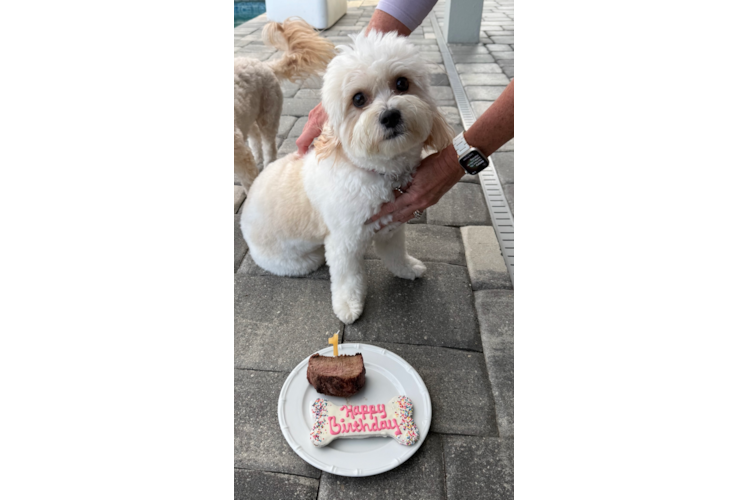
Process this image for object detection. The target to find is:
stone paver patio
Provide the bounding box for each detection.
[235,1,513,498]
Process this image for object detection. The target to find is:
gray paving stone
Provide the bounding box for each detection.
[235,469,318,500]
[430,86,456,105]
[459,71,510,86]
[280,80,300,98]
[276,116,297,139]
[492,51,514,60]
[490,36,514,44]
[417,44,441,52]
[235,215,248,272]
[234,27,259,36]
[450,54,497,64]
[409,38,438,45]
[288,116,308,138]
[449,44,489,54]
[237,250,331,280]
[491,151,513,184]
[235,46,276,55]
[497,60,514,78]
[234,274,343,371]
[443,436,513,500]
[282,98,320,117]
[278,137,298,156]
[294,88,321,100]
[428,183,491,227]
[458,172,480,184]
[364,224,466,266]
[461,226,512,291]
[300,76,324,89]
[430,73,450,86]
[419,51,444,63]
[240,33,264,42]
[235,370,322,478]
[465,85,506,101]
[234,185,246,214]
[471,100,494,118]
[475,290,514,437]
[455,63,503,74]
[372,342,499,436]
[317,434,446,500]
[345,261,481,351]
[424,63,446,74]
[485,43,513,52]
[438,106,460,126]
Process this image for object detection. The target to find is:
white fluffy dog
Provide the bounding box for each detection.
[241,31,453,324]
[234,18,335,193]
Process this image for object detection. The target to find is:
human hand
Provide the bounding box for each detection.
[368,145,465,227]
[296,103,328,155]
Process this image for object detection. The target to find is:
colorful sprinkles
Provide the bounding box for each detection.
[394,396,419,446]
[310,398,328,446]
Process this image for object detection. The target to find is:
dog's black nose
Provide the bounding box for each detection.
[379,109,401,129]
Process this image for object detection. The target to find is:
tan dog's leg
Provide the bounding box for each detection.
[247,123,264,169]
[259,99,281,167]
[235,127,259,193]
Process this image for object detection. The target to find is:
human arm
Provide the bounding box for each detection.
[368,79,514,225]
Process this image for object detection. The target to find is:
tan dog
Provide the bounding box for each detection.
[234,18,335,193]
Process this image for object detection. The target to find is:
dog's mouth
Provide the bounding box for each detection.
[383,129,403,140]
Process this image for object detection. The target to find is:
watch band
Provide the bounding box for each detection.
[453,132,470,157]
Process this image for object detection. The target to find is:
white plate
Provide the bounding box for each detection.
[278,343,432,477]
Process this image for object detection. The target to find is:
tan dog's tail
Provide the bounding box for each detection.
[263,18,336,83]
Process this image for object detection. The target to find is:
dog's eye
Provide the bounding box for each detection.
[352,92,367,108]
[396,77,409,92]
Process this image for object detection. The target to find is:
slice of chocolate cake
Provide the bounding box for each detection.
[307,353,366,398]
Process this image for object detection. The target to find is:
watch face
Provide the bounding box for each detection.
[460,150,489,174]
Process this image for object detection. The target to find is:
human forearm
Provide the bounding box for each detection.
[370,0,438,34]
[464,79,514,157]
[365,9,411,36]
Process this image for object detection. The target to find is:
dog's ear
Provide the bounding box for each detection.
[425,109,454,152]
[314,125,341,162]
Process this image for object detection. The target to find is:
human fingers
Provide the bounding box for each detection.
[367,191,415,224]
[296,103,327,155]
[389,201,428,225]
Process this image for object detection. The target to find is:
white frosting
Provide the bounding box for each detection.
[310,395,418,447]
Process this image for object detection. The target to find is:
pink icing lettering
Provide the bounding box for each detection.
[362,419,372,432]
[344,422,353,433]
[344,405,354,419]
[353,406,361,417]
[369,404,377,417]
[377,404,387,419]
[372,416,379,430]
[361,405,369,420]
[329,416,341,435]
[354,419,362,432]
[393,420,402,435]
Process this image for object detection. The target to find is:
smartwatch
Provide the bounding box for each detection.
[453,132,490,175]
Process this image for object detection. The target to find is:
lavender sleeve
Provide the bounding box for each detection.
[375,0,439,31]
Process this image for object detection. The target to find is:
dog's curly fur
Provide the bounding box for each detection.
[234,18,335,193]
[241,31,453,324]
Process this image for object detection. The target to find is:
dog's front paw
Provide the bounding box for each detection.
[333,294,364,324]
[391,256,427,280]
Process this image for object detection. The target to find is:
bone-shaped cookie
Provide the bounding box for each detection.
[310,395,419,447]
